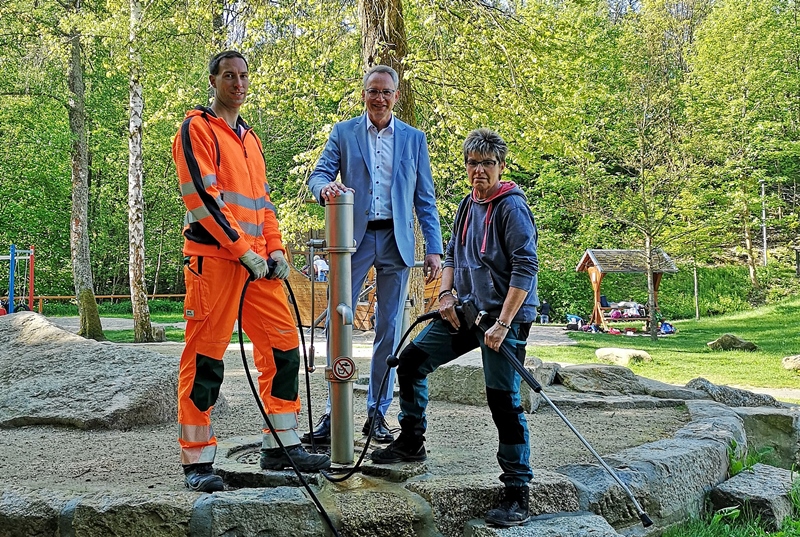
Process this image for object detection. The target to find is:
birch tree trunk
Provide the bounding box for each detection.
[128,0,154,343]
[742,203,760,289]
[67,12,105,341]
[359,0,428,333]
[644,236,658,340]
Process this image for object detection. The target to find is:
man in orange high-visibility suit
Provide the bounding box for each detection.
[173,50,330,493]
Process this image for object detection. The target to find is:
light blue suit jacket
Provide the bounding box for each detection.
[308,114,443,266]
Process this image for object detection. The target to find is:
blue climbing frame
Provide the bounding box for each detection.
[0,244,35,313]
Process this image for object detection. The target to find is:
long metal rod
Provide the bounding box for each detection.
[494,336,652,527]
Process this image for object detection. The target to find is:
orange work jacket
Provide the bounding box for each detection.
[173,106,284,260]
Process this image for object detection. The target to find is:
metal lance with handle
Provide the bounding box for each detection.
[459,300,653,528]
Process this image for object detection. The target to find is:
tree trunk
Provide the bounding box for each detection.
[742,202,760,289]
[359,0,427,334]
[128,0,154,343]
[359,0,414,120]
[693,255,700,320]
[67,15,104,341]
[644,236,658,340]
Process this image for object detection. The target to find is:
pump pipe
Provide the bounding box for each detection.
[324,191,358,465]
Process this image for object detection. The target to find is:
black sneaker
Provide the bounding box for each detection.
[370,434,426,464]
[183,463,224,493]
[362,413,394,444]
[301,413,331,444]
[260,445,331,472]
[485,485,530,527]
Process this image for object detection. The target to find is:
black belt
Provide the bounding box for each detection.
[367,219,393,230]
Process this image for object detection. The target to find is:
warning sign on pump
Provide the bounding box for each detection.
[332,357,355,381]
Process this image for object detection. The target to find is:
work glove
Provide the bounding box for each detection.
[269,250,290,280]
[239,249,268,280]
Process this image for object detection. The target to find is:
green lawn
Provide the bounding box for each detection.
[103,327,186,343]
[103,327,251,344]
[531,297,800,392]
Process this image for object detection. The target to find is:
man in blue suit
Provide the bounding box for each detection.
[305,65,443,443]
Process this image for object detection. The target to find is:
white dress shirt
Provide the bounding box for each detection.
[366,113,395,221]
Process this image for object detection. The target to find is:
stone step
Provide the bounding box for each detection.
[465,512,623,536]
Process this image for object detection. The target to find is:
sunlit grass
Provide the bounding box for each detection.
[103,327,251,344]
[103,327,185,343]
[532,296,800,392]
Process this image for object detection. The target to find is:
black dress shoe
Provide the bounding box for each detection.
[362,413,394,444]
[371,434,426,464]
[301,413,331,444]
[260,445,331,472]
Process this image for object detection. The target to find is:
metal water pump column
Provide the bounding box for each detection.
[325,191,357,465]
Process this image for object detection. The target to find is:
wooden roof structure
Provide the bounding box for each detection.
[575,249,678,274]
[575,249,677,327]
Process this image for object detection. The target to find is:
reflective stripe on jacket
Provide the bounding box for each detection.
[173,106,284,260]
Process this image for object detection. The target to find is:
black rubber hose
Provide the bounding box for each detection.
[237,275,340,537]
[320,310,441,482]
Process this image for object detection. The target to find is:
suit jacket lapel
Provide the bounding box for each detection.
[354,115,371,176]
[392,119,407,183]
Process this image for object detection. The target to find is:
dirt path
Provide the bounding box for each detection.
[2,321,689,494]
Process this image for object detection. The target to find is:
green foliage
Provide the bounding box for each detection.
[41,298,183,317]
[1,0,798,339]
[789,472,800,516]
[664,502,800,536]
[727,440,777,477]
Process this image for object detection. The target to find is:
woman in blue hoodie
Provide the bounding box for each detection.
[372,128,540,527]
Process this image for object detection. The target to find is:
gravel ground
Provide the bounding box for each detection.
[0,321,690,494]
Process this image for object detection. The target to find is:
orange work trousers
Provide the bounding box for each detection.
[178,255,301,465]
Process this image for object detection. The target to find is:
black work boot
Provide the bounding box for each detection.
[183,463,224,493]
[362,412,394,444]
[485,485,530,527]
[371,432,426,464]
[260,445,331,472]
[300,413,331,444]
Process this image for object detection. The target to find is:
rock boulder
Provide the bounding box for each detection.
[710,463,796,531]
[707,334,757,352]
[595,348,652,366]
[782,355,800,371]
[0,312,183,429]
[686,378,781,408]
[556,364,649,396]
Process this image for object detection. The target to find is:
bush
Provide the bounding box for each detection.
[40,301,78,316]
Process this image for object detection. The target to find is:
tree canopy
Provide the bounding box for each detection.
[1,0,798,320]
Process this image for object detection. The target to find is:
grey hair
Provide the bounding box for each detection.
[363,65,399,89]
[463,128,508,163]
[209,51,248,76]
